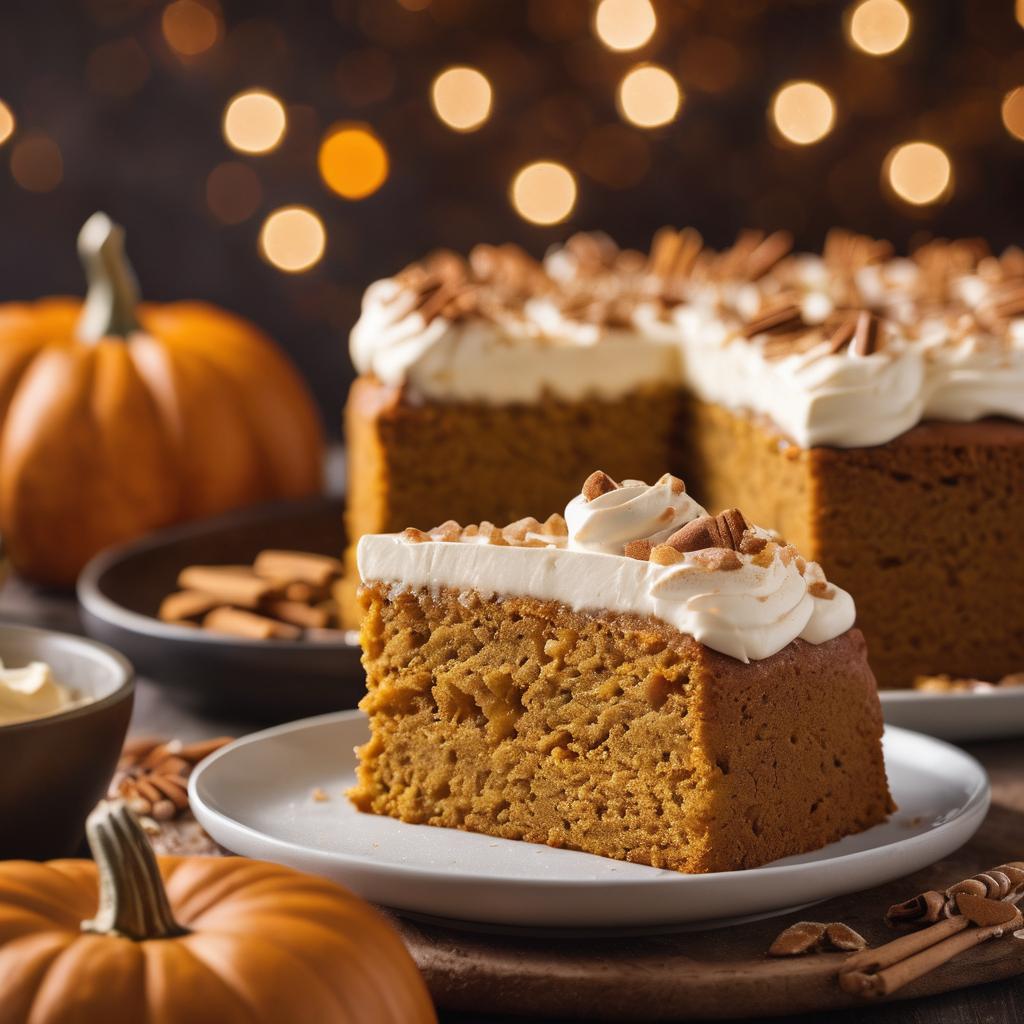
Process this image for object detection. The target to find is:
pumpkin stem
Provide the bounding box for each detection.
[81,800,189,941]
[76,212,141,343]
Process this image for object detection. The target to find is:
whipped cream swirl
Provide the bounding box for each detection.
[358,476,855,663]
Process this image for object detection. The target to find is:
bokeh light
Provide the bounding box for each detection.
[259,206,326,273]
[430,66,493,132]
[0,101,14,146]
[884,142,952,206]
[162,0,222,57]
[617,64,682,128]
[593,0,656,52]
[510,161,577,225]
[847,0,911,56]
[318,124,389,199]
[206,162,263,224]
[1002,88,1024,142]
[770,81,835,145]
[10,133,62,192]
[222,89,287,154]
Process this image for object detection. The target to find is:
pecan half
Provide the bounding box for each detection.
[665,509,748,553]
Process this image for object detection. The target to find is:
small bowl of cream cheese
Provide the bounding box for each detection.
[0,658,93,726]
[0,624,133,858]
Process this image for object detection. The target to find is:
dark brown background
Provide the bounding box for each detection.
[1,0,1022,431]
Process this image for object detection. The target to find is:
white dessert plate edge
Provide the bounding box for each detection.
[190,711,989,931]
[880,686,1024,741]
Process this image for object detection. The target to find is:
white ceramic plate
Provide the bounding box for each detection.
[880,687,1024,742]
[191,711,989,930]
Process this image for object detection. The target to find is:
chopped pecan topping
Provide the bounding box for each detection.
[718,229,794,283]
[744,230,795,281]
[656,472,686,495]
[825,316,857,354]
[852,310,881,356]
[401,527,430,543]
[986,283,1024,320]
[690,548,743,571]
[469,242,548,294]
[432,520,462,541]
[743,299,805,339]
[823,228,893,271]
[624,539,653,561]
[541,513,569,536]
[503,517,542,542]
[582,470,619,501]
[649,544,683,566]
[665,509,749,553]
[647,226,704,283]
[739,532,768,555]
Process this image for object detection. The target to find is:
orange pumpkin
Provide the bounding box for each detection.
[0,802,436,1024]
[0,213,324,585]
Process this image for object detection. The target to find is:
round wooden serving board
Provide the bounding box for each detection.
[386,791,1024,1020]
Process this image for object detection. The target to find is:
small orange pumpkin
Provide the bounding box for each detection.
[0,802,436,1024]
[0,213,324,585]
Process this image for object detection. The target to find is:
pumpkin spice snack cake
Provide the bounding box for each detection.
[351,472,893,873]
[342,230,1024,690]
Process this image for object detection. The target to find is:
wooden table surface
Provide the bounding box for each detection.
[3,578,1022,1024]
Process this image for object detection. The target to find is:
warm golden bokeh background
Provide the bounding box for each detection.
[0,0,1022,427]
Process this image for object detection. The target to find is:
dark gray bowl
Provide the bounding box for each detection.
[77,497,364,721]
[0,624,133,859]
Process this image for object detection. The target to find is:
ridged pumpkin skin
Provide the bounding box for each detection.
[0,855,436,1024]
[0,298,324,585]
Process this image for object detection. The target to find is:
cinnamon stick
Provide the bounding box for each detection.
[158,590,221,623]
[264,599,331,630]
[177,566,276,609]
[253,550,343,587]
[202,607,301,641]
[839,912,1021,998]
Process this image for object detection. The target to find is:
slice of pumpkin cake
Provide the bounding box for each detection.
[350,471,893,873]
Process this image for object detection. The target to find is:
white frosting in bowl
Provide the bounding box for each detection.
[0,659,83,726]
[357,476,855,664]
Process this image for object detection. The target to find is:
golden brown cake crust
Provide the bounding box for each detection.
[351,584,893,874]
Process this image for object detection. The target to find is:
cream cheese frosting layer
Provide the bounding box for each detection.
[350,279,679,404]
[357,476,855,663]
[350,233,1024,446]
